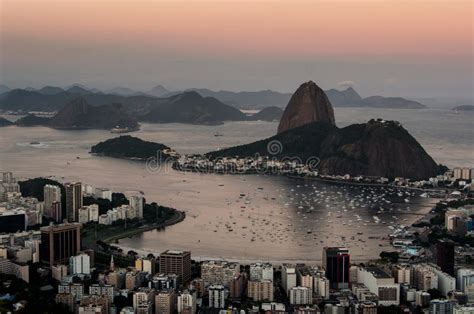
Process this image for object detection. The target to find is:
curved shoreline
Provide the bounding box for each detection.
[100,210,186,244]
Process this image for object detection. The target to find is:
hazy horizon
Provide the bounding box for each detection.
[1,0,473,99]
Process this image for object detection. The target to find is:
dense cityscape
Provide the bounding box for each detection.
[0,169,473,313]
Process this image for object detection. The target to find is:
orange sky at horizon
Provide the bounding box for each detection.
[2,0,472,60]
[1,0,472,97]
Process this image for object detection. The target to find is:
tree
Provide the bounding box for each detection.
[379,251,399,263]
[427,288,443,300]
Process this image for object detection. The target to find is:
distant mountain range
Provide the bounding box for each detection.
[175,86,425,109]
[0,83,426,111]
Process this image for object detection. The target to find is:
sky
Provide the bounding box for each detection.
[1,0,473,98]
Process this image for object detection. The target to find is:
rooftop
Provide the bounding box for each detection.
[364,267,392,279]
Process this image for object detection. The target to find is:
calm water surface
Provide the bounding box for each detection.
[0,108,472,262]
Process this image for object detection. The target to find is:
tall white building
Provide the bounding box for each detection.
[282,264,297,295]
[78,207,89,224]
[87,204,99,222]
[129,195,144,219]
[95,188,112,201]
[250,262,273,281]
[357,267,400,306]
[457,268,474,292]
[69,253,91,275]
[288,286,312,305]
[44,184,61,218]
[314,276,330,299]
[208,285,226,309]
[177,290,196,313]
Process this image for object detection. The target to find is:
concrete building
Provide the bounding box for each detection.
[58,283,84,302]
[430,299,455,314]
[282,264,297,295]
[296,265,317,292]
[412,264,455,296]
[315,275,330,299]
[445,209,468,236]
[457,268,474,293]
[208,284,226,309]
[69,253,91,275]
[135,257,155,274]
[89,284,115,303]
[43,184,61,218]
[411,264,439,291]
[453,305,474,314]
[261,302,286,312]
[40,223,81,265]
[415,290,431,307]
[155,290,176,314]
[51,201,62,222]
[126,269,145,290]
[201,260,239,287]
[249,262,273,281]
[0,257,29,283]
[95,188,112,201]
[288,286,311,305]
[357,267,400,306]
[229,272,246,300]
[247,279,273,302]
[133,288,156,311]
[129,195,144,219]
[392,264,411,284]
[65,182,83,222]
[151,273,178,291]
[52,264,68,281]
[78,295,109,314]
[177,290,196,314]
[358,302,377,314]
[159,250,191,285]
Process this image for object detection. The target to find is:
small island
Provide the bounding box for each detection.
[90,135,178,160]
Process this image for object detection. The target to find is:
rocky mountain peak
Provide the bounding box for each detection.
[277,81,336,134]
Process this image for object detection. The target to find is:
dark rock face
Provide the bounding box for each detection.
[209,119,443,180]
[317,120,442,179]
[277,81,335,134]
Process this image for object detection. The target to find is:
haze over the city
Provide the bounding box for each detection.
[1,0,473,99]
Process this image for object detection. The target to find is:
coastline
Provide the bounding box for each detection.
[82,210,186,248]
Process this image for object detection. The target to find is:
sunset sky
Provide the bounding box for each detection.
[1,0,472,98]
